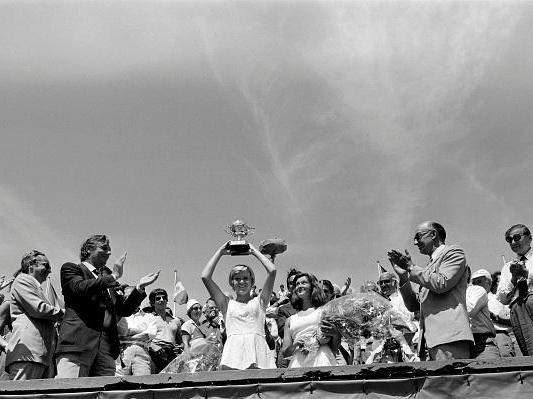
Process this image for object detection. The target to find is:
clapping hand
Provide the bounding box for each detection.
[387,249,413,284]
[510,260,528,286]
[138,270,160,290]
[113,251,127,279]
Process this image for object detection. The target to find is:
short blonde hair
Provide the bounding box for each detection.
[228,264,255,287]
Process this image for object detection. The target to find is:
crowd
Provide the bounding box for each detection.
[1,221,533,380]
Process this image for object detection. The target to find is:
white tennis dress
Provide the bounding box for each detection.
[219,296,275,369]
[288,307,336,368]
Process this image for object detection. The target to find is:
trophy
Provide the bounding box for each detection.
[225,220,254,256]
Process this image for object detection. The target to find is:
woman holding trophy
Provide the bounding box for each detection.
[201,232,277,370]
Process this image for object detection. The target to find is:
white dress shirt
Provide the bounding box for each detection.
[496,248,533,305]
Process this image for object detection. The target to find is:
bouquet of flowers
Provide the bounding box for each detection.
[160,339,222,374]
[320,292,394,342]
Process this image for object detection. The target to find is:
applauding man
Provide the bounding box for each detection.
[56,234,159,377]
[496,224,533,355]
[388,221,473,360]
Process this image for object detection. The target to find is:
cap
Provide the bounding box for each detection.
[186,299,201,313]
[471,269,492,281]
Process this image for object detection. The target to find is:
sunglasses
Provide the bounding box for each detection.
[506,233,527,243]
[154,295,168,301]
[414,230,433,241]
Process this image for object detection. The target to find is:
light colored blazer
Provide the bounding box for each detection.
[400,244,474,349]
[5,273,62,368]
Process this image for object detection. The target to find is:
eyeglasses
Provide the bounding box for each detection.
[154,295,168,301]
[378,280,393,285]
[191,306,202,311]
[414,230,434,242]
[506,233,527,243]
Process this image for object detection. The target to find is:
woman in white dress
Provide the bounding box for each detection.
[282,273,339,368]
[201,242,276,370]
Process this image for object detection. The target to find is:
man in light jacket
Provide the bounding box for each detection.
[5,250,63,380]
[388,221,473,360]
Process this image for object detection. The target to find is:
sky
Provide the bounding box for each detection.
[1,0,533,315]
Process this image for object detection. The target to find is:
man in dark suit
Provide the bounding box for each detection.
[388,221,473,360]
[55,234,159,377]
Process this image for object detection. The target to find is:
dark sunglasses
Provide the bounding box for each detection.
[414,230,434,241]
[506,233,527,243]
[154,295,168,301]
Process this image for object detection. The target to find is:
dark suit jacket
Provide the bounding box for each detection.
[56,262,146,359]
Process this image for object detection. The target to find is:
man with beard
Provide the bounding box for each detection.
[55,234,160,377]
[388,221,473,360]
[497,224,533,355]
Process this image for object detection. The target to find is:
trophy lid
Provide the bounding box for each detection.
[259,238,287,256]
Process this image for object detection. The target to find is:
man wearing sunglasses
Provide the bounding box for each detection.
[388,221,473,361]
[496,224,533,355]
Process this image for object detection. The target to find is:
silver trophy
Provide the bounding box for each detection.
[225,220,254,256]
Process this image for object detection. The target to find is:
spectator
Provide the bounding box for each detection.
[117,286,157,376]
[201,242,276,370]
[378,272,418,342]
[281,272,339,368]
[55,234,159,377]
[320,280,334,303]
[147,288,183,373]
[275,268,300,367]
[278,284,288,302]
[388,221,473,360]
[467,269,500,359]
[496,224,533,355]
[488,271,518,357]
[182,299,207,353]
[202,298,226,345]
[5,250,63,380]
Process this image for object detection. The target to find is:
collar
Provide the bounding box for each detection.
[517,247,532,261]
[82,261,98,277]
[21,273,42,287]
[430,244,446,261]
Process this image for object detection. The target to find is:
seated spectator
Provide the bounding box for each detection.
[467,269,500,359]
[147,288,183,373]
[5,250,63,380]
[117,286,157,376]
